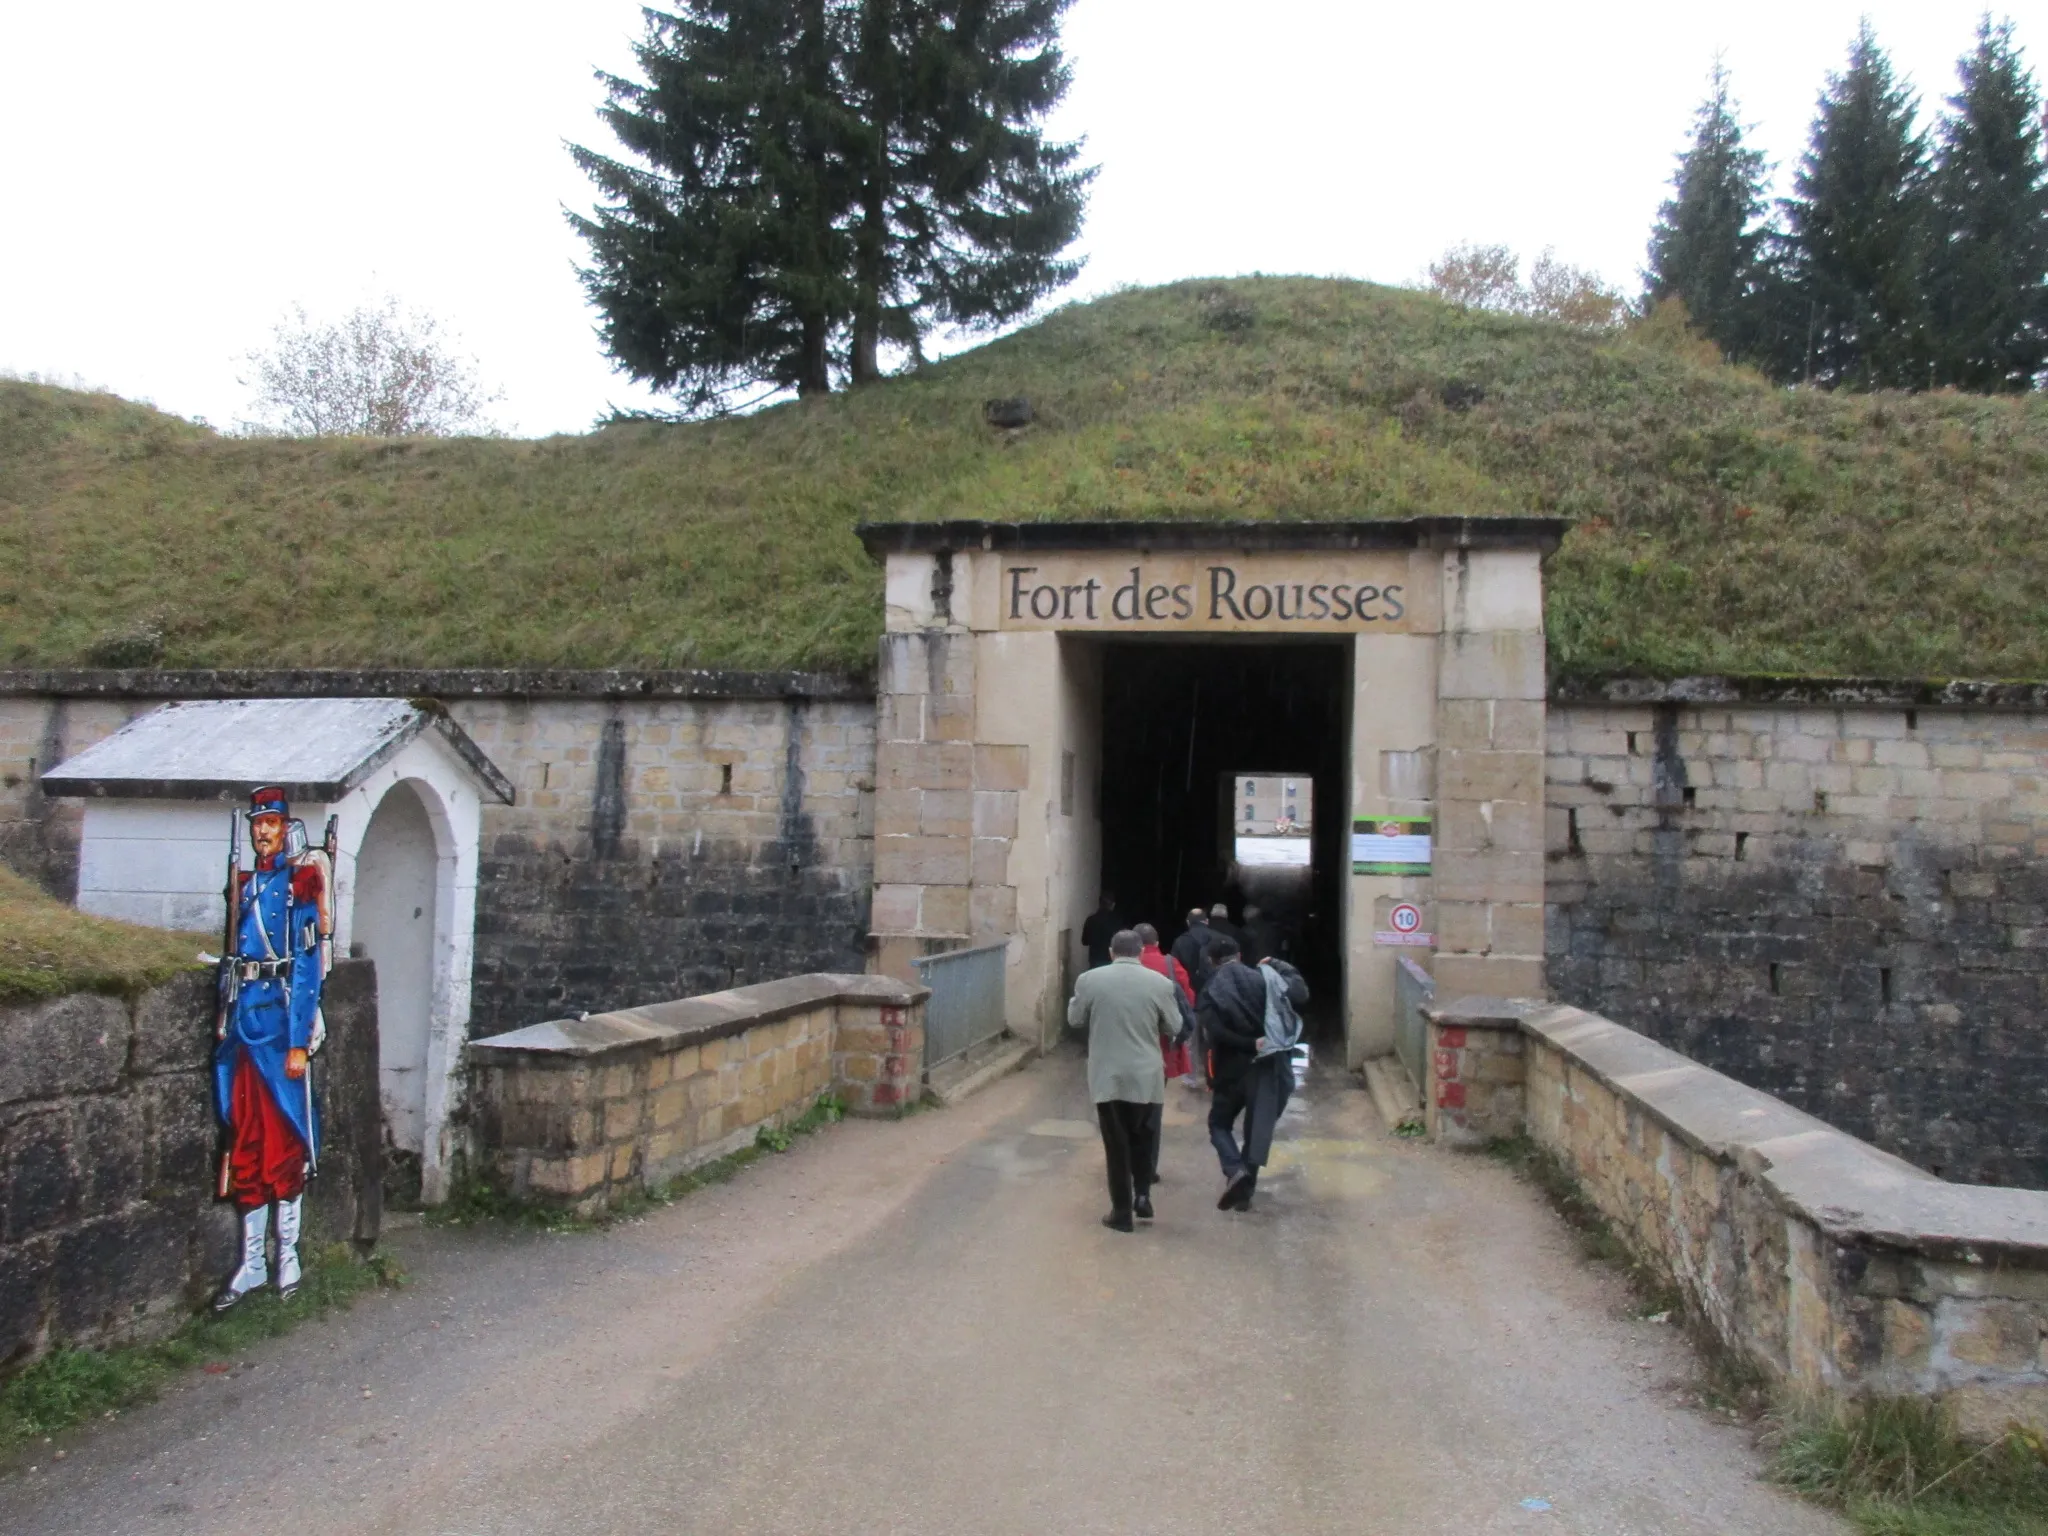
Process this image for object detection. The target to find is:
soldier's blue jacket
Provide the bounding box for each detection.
[211,859,324,1156]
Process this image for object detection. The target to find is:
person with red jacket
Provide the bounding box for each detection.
[1134,923,1196,1188]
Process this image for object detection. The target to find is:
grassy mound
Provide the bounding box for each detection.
[5,277,2047,679]
[0,866,207,1005]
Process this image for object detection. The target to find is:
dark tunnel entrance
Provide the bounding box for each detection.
[1095,639,1350,1043]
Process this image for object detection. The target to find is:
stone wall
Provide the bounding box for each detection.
[0,963,381,1371]
[450,693,876,1033]
[1429,996,2048,1437]
[465,973,926,1215]
[1547,693,2048,1188]
[0,674,880,1041]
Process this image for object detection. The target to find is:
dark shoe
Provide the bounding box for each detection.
[1218,1170,1254,1210]
[1133,1193,1155,1220]
[1102,1212,1134,1233]
[1227,1171,1259,1211]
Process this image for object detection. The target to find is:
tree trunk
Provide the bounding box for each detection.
[849,0,891,387]
[799,313,832,397]
[852,180,885,385]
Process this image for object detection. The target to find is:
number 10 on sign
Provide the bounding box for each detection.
[1374,902,1433,947]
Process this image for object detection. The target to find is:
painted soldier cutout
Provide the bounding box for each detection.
[211,787,333,1309]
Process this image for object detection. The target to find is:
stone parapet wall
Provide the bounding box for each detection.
[1429,995,2048,1435]
[466,974,926,1215]
[1547,699,2048,1187]
[0,964,381,1373]
[1423,1006,1524,1146]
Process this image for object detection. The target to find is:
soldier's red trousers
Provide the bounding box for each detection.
[227,1055,306,1208]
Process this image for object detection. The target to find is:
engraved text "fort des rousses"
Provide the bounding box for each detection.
[1005,565,1405,625]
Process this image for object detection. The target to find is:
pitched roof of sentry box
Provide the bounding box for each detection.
[40,697,515,804]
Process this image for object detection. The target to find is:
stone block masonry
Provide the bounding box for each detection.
[465,973,926,1215]
[0,962,383,1372]
[449,693,876,1033]
[1547,693,2048,1188]
[1430,994,2048,1438]
[1423,1000,1525,1146]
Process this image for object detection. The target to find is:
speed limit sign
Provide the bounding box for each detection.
[1375,902,1432,947]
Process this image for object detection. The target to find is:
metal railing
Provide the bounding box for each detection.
[1394,955,1435,1092]
[911,940,1010,1071]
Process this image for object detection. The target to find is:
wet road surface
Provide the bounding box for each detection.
[0,1051,1841,1534]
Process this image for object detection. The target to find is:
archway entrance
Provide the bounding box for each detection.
[1095,640,1349,1041]
[353,780,440,1194]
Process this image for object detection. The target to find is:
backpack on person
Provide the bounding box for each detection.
[1256,958,1306,1057]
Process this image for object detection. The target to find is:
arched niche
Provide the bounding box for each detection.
[353,780,444,1173]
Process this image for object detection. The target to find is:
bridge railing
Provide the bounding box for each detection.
[1394,955,1434,1091]
[912,940,1010,1071]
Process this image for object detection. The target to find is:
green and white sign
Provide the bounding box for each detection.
[1351,816,1431,876]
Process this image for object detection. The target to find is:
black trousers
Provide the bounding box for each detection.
[1097,1100,1159,1216]
[1209,1055,1292,1178]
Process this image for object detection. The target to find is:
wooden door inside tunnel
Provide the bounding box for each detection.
[1095,639,1351,1044]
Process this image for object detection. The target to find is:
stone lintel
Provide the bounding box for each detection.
[0,667,873,703]
[1424,995,1533,1032]
[469,973,929,1062]
[855,517,1568,559]
[1553,672,2048,713]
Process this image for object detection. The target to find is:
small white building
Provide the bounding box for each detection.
[41,698,514,1201]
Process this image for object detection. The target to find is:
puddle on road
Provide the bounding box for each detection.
[1265,1137,1390,1200]
[1025,1119,1098,1139]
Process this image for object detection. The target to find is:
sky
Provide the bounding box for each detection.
[2,1,2044,437]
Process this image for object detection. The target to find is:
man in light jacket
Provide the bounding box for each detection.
[1067,929,1182,1231]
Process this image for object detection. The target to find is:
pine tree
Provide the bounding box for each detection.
[1779,22,1933,389]
[1645,63,1773,360]
[570,0,1090,409]
[843,0,1092,383]
[1926,17,2048,391]
[571,2,853,410]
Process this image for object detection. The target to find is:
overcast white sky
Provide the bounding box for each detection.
[1,1,2042,436]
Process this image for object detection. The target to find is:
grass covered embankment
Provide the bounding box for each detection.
[0,866,205,1005]
[6,277,2048,679]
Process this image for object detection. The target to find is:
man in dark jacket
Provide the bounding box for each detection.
[1206,901,1246,955]
[1198,935,1308,1211]
[1169,907,1211,994]
[1080,892,1125,970]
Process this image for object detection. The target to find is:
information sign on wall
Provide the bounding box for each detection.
[1352,817,1431,875]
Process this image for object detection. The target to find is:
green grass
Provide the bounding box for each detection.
[433,1092,848,1232]
[0,865,208,1004]
[1771,1397,2048,1534]
[7,276,2048,679]
[0,1242,401,1455]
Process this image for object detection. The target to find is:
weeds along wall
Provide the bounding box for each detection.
[0,675,878,1036]
[1547,688,2048,1189]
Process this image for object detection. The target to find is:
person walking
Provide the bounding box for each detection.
[1199,935,1309,1212]
[1134,922,1197,1173]
[1080,891,1125,970]
[1206,901,1246,954]
[1169,907,1212,993]
[1067,929,1182,1232]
